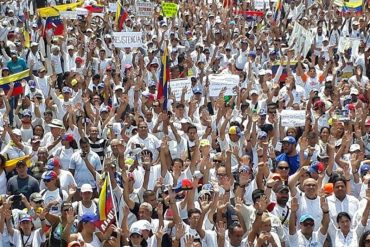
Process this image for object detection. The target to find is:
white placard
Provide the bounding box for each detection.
[109,3,117,12]
[281,110,306,127]
[0,27,9,41]
[289,22,315,58]
[60,11,78,19]
[92,13,104,18]
[112,32,144,48]
[135,2,154,17]
[75,7,89,16]
[209,74,239,97]
[254,0,265,10]
[338,37,361,57]
[169,78,192,100]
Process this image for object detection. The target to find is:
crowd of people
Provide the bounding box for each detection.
[0,0,369,246]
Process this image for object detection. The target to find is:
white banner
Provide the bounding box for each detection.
[281,110,306,127]
[112,32,144,48]
[289,22,315,58]
[169,78,192,101]
[338,37,361,57]
[209,74,239,97]
[60,11,77,19]
[135,2,154,17]
[109,3,117,12]
[254,0,269,9]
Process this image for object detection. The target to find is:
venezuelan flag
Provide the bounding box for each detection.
[45,16,64,36]
[158,47,170,110]
[5,155,31,168]
[271,61,297,82]
[37,1,83,17]
[84,4,105,13]
[273,0,283,23]
[342,0,363,15]
[0,70,29,96]
[98,176,113,221]
[115,0,128,31]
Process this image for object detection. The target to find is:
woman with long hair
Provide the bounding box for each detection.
[69,213,104,247]
[52,133,78,170]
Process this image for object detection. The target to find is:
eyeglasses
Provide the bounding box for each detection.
[43,179,51,183]
[302,221,314,227]
[277,166,289,170]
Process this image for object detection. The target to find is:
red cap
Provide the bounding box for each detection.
[313,100,325,110]
[347,103,356,111]
[75,57,83,63]
[366,119,370,126]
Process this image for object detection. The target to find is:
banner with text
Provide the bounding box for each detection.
[281,110,306,127]
[209,74,239,97]
[136,2,154,17]
[112,32,143,48]
[162,2,178,17]
[169,78,192,101]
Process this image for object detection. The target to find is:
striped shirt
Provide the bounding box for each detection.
[89,138,106,163]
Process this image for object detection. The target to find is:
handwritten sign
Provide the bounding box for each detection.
[162,2,178,17]
[338,37,361,57]
[60,11,78,19]
[136,2,154,17]
[281,110,306,127]
[169,78,192,101]
[289,22,315,57]
[112,32,143,48]
[209,74,239,97]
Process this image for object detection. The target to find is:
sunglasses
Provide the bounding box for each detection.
[277,166,289,170]
[302,221,314,227]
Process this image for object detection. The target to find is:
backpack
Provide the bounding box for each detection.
[40,188,64,201]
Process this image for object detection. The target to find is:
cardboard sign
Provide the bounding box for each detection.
[281,110,306,127]
[60,11,78,19]
[162,2,178,17]
[169,78,192,100]
[135,2,154,17]
[209,74,239,97]
[112,32,144,48]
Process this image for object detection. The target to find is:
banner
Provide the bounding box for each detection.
[338,37,361,57]
[97,174,116,232]
[271,61,297,82]
[281,110,306,127]
[112,32,143,48]
[209,74,239,97]
[59,11,78,19]
[0,69,29,96]
[158,47,170,110]
[289,22,315,57]
[5,155,31,168]
[342,0,363,14]
[169,78,192,101]
[161,2,178,17]
[135,2,154,17]
[37,1,83,17]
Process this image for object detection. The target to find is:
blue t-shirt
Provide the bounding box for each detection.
[276,153,300,175]
[7,58,27,74]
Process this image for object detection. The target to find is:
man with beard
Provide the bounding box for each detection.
[271,184,290,241]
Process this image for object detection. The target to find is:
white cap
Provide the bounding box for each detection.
[350,88,359,95]
[81,184,93,193]
[13,129,22,136]
[67,45,74,50]
[249,89,259,96]
[350,143,361,152]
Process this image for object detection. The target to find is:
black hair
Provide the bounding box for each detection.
[252,189,265,204]
[79,137,90,146]
[172,158,184,167]
[359,230,370,247]
[337,212,351,224]
[332,175,347,187]
[188,208,201,218]
[228,222,242,234]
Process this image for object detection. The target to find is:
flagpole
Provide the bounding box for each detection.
[107,172,119,226]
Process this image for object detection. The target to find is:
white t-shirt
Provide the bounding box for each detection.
[41,188,68,216]
[10,229,45,247]
[289,229,326,247]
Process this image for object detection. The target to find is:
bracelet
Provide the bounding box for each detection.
[323,211,329,214]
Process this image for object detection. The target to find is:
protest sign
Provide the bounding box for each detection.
[162,2,178,17]
[209,74,239,97]
[60,11,78,19]
[136,2,154,17]
[169,78,192,101]
[281,110,306,127]
[109,3,117,12]
[338,37,361,57]
[112,32,143,48]
[289,22,315,57]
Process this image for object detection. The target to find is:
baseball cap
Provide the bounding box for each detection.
[42,171,58,180]
[193,86,203,94]
[13,128,22,136]
[23,109,32,117]
[229,126,242,137]
[349,143,361,153]
[81,213,98,223]
[282,136,296,145]
[258,131,268,140]
[174,179,193,193]
[81,184,93,193]
[131,220,152,231]
[75,57,83,63]
[259,109,267,116]
[350,88,359,95]
[2,66,9,71]
[202,183,214,192]
[71,79,78,87]
[19,214,32,223]
[360,164,370,176]
[29,192,43,202]
[239,165,250,173]
[62,133,74,142]
[276,184,289,193]
[47,158,60,170]
[299,214,314,223]
[62,86,72,94]
[130,227,142,236]
[31,136,41,144]
[28,80,36,88]
[308,161,325,174]
[323,183,334,195]
[249,89,259,96]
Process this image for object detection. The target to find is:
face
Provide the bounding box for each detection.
[338,216,351,232]
[20,220,33,233]
[130,234,143,245]
[16,163,28,177]
[187,128,197,141]
[83,221,96,233]
[276,162,290,179]
[300,220,314,235]
[172,161,183,173]
[50,127,62,137]
[364,234,370,247]
[81,143,90,154]
[333,181,346,199]
[138,122,148,138]
[217,166,228,184]
[81,191,92,201]
[229,226,244,246]
[304,179,318,198]
[189,213,200,228]
[320,128,330,141]
[138,207,151,220]
[282,142,293,154]
[145,195,157,208]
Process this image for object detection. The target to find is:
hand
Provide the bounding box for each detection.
[141,150,152,170]
[66,208,75,224]
[175,223,185,240]
[235,196,244,212]
[291,197,299,212]
[216,221,226,239]
[299,136,309,151]
[68,184,77,197]
[184,234,194,247]
[320,196,329,212]
[154,226,165,240]
[255,195,267,214]
[157,202,163,216]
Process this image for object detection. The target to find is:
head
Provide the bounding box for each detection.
[138,202,152,220]
[281,136,297,155]
[303,178,318,199]
[188,208,201,229]
[143,190,157,208]
[337,212,351,233]
[299,214,315,236]
[79,137,90,154]
[16,160,28,178]
[18,214,33,234]
[80,213,97,234]
[42,171,58,189]
[137,121,148,139]
[80,184,93,202]
[275,161,290,180]
[228,222,244,246]
[359,230,370,247]
[333,176,347,201]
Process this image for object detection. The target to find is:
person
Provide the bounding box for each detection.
[359,230,370,247]
[69,213,104,247]
[276,136,300,175]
